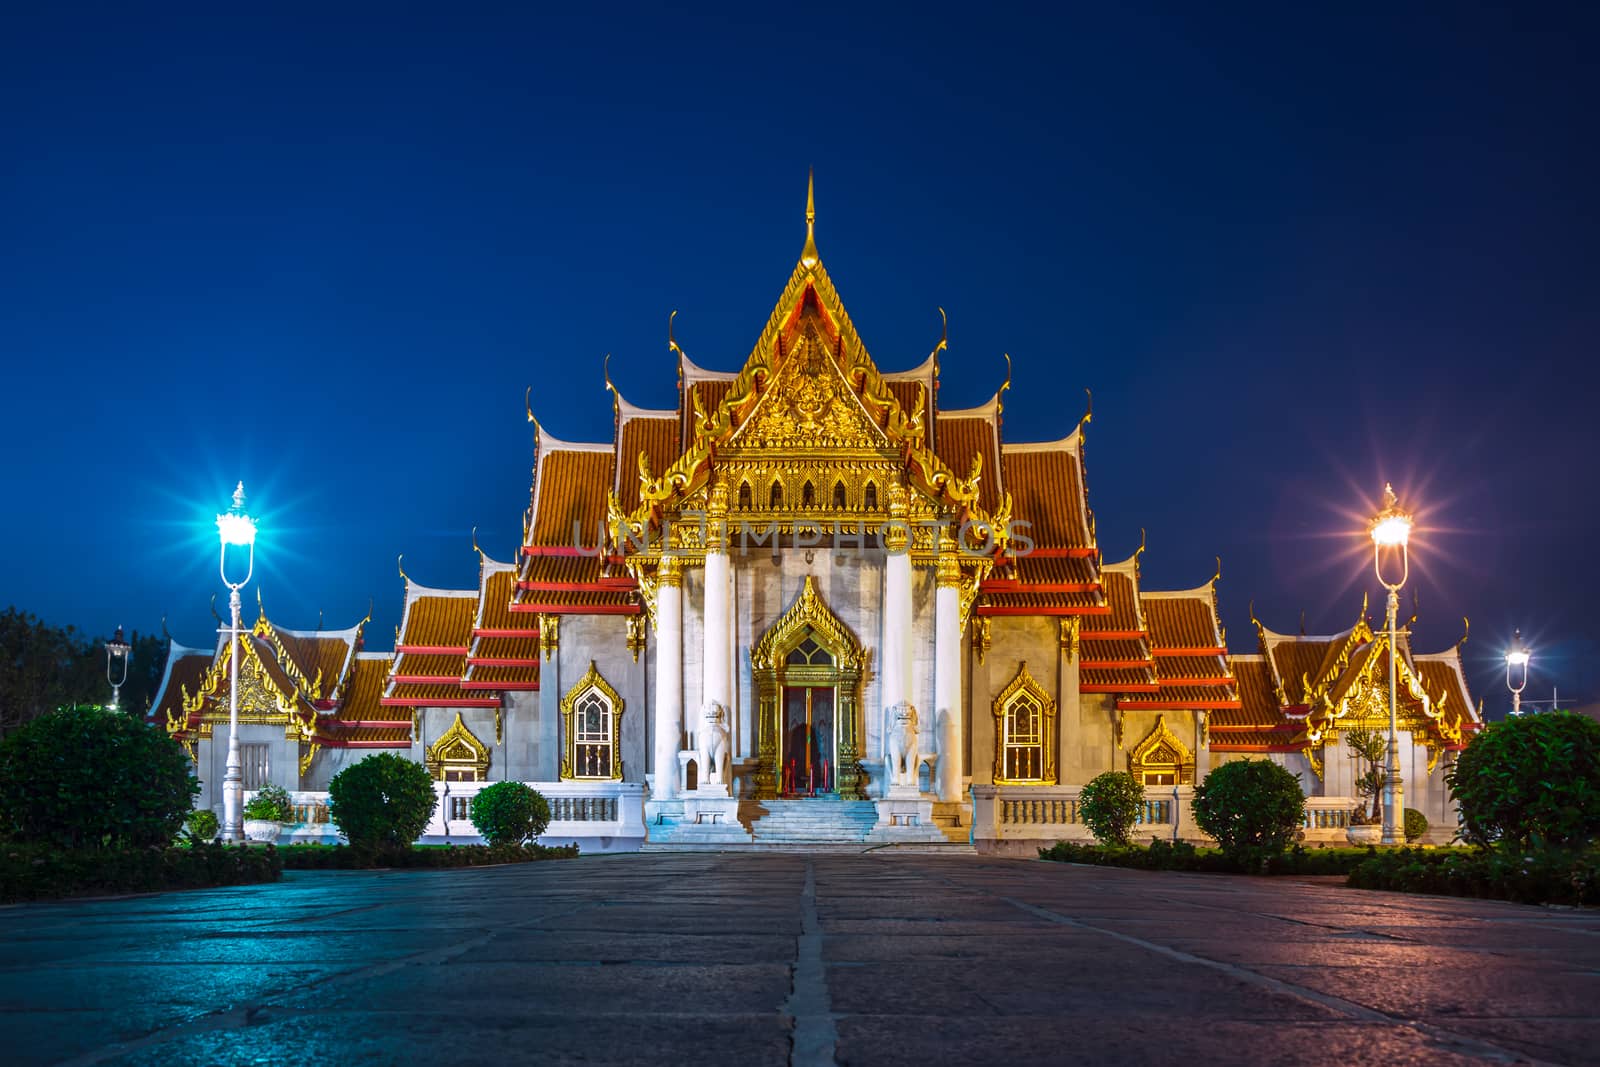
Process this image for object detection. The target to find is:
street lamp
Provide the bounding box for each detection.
[216,482,257,843]
[1505,629,1530,716]
[1369,483,1412,847]
[105,626,131,711]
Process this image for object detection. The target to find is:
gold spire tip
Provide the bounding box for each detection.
[800,168,819,268]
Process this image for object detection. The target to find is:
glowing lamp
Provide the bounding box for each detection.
[1369,484,1412,547]
[216,481,257,546]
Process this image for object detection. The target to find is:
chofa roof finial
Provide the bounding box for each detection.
[800,168,819,269]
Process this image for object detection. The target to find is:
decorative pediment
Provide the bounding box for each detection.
[751,575,864,672]
[730,331,888,450]
[1128,715,1193,784]
[425,712,490,780]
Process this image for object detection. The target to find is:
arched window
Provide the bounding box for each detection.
[560,662,624,780]
[802,480,815,507]
[770,481,784,509]
[863,481,878,510]
[833,481,847,509]
[993,661,1056,784]
[738,480,752,509]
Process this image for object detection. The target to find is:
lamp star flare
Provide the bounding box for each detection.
[1369,483,1412,847]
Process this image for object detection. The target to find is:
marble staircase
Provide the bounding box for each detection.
[641,796,972,851]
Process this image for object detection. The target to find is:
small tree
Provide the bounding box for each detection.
[469,782,551,846]
[1447,712,1600,849]
[243,784,294,822]
[1078,771,1145,846]
[1192,759,1305,861]
[0,704,198,849]
[185,809,220,843]
[328,753,436,848]
[1343,727,1388,824]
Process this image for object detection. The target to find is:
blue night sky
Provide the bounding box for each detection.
[2,5,1595,715]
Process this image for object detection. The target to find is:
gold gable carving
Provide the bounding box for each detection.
[1128,715,1193,784]
[751,575,864,672]
[425,712,490,781]
[732,333,887,450]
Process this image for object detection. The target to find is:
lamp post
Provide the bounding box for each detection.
[1505,629,1530,716]
[104,626,131,711]
[1369,483,1412,847]
[216,482,257,844]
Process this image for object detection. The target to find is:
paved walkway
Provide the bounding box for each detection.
[2,853,1597,1065]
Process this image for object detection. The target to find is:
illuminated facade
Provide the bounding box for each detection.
[151,181,1482,849]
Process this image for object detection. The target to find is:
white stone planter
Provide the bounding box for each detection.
[1345,823,1382,846]
[243,819,283,844]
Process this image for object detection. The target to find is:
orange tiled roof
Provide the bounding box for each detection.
[396,592,478,649]
[1082,566,1143,635]
[1001,440,1093,550]
[1081,665,1158,691]
[382,680,497,707]
[150,645,213,726]
[391,652,467,681]
[978,589,1103,615]
[335,654,401,724]
[1214,657,1285,728]
[1153,655,1233,682]
[470,635,539,661]
[462,661,542,689]
[1079,638,1149,665]
[476,567,537,634]
[617,412,680,513]
[269,626,359,699]
[1265,633,1343,706]
[934,410,1001,513]
[528,441,614,548]
[1143,594,1224,651]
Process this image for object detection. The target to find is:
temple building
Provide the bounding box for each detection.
[150,180,1482,850]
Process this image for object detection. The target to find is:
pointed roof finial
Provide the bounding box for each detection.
[800,169,819,269]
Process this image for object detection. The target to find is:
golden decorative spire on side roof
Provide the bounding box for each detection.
[800,168,819,269]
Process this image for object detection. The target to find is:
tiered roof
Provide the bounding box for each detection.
[1213,604,1482,769]
[155,607,413,754]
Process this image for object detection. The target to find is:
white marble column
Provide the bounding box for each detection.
[652,559,683,800]
[934,551,963,803]
[702,486,732,723]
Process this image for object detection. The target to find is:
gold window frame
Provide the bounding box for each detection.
[992,660,1056,785]
[560,661,624,780]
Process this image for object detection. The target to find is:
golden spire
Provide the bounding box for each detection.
[800,168,819,269]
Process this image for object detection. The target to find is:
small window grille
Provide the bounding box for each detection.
[241,744,271,790]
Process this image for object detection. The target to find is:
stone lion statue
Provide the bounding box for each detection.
[698,701,731,786]
[884,701,919,788]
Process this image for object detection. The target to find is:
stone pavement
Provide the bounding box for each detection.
[2,853,1597,1066]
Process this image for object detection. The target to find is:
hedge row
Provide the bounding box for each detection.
[1347,846,1600,906]
[1038,839,1385,876]
[1,842,282,903]
[278,842,578,870]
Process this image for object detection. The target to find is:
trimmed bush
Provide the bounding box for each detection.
[185,809,219,843]
[1039,839,1381,876]
[1348,846,1600,906]
[1191,759,1306,861]
[1446,712,1600,849]
[1078,771,1144,846]
[243,784,293,822]
[468,782,551,846]
[327,753,437,848]
[0,705,198,850]
[1403,807,1428,843]
[1,841,282,903]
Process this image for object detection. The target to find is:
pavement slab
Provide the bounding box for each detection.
[0,853,1594,1065]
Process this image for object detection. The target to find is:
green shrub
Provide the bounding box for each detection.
[1348,846,1600,906]
[1078,771,1145,846]
[185,809,219,843]
[242,784,294,822]
[1191,759,1305,861]
[0,841,281,903]
[1038,839,1379,876]
[1403,807,1428,843]
[1446,712,1600,849]
[0,705,198,850]
[278,841,578,869]
[468,782,551,846]
[327,753,436,848]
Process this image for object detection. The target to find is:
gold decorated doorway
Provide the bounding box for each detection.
[751,576,866,800]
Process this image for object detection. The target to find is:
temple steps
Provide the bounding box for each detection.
[641,797,972,849]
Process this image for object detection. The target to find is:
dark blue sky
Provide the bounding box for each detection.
[3,4,1594,714]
